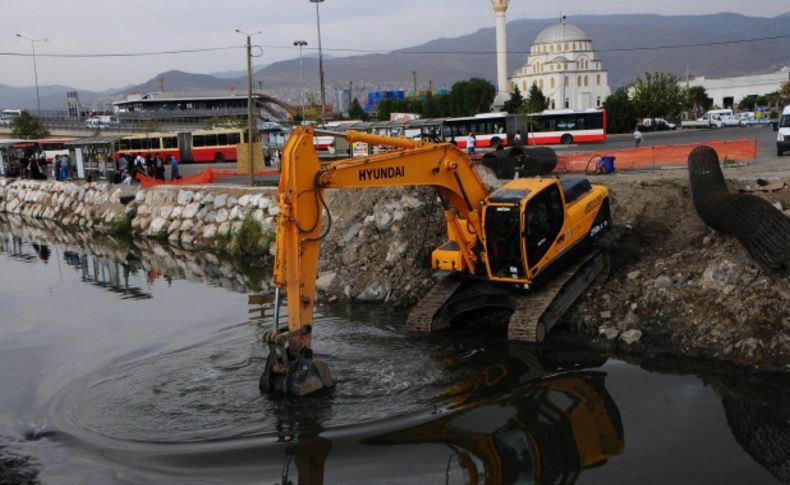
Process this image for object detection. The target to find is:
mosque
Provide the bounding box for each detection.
[491,2,611,111]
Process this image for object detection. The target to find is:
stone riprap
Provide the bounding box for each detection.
[0,180,279,251]
[0,178,133,228]
[126,186,278,249]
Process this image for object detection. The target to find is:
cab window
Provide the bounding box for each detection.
[525,185,564,270]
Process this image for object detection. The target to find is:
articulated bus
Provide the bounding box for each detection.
[117,128,248,162]
[443,112,528,149]
[443,110,606,148]
[526,109,607,145]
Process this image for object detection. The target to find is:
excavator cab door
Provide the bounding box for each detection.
[484,204,526,280]
[524,184,565,274]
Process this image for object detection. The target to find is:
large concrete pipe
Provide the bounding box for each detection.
[688,145,790,273]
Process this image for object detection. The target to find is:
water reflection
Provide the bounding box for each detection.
[3,214,790,484]
[0,214,270,300]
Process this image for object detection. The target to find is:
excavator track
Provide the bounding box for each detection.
[508,250,607,342]
[407,277,464,333]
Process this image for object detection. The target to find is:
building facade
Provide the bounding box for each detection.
[509,19,610,111]
[687,67,790,109]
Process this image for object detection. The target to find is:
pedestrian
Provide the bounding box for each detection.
[134,153,146,175]
[633,126,643,148]
[154,154,165,180]
[466,132,476,155]
[121,169,132,185]
[514,130,523,145]
[59,153,70,181]
[169,155,181,180]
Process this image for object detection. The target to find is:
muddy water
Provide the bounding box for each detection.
[1,217,789,484]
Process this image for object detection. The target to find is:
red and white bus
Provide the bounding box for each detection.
[442,113,528,149]
[526,109,607,145]
[117,128,248,162]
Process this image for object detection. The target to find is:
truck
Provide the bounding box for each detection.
[681,109,736,129]
[260,126,612,396]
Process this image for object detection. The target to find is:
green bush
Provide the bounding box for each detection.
[231,213,273,261]
[107,213,133,238]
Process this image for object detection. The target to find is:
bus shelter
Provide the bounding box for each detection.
[0,139,25,177]
[65,136,121,182]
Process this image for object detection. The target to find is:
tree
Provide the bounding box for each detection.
[348,97,368,121]
[780,81,790,105]
[603,88,637,133]
[302,94,323,123]
[447,78,496,116]
[11,110,49,139]
[422,92,441,118]
[630,71,684,123]
[683,86,712,116]
[502,86,524,113]
[522,83,550,114]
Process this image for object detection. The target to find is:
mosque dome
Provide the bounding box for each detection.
[533,22,588,44]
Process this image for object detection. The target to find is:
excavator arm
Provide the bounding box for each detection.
[262,125,493,396]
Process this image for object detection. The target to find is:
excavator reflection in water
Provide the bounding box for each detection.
[275,345,624,485]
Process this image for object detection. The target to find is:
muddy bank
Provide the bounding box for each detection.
[313,170,790,372]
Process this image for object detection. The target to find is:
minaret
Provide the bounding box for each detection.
[492,0,509,107]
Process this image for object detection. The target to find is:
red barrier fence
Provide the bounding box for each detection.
[136,168,279,188]
[555,139,758,173]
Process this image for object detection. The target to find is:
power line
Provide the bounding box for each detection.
[0,32,787,59]
[0,45,243,58]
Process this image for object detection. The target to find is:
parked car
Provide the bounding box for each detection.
[640,118,677,130]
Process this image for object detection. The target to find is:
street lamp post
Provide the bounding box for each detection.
[16,34,48,114]
[236,29,262,187]
[309,0,326,122]
[293,40,308,121]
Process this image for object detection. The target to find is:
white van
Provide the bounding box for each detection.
[777,105,790,156]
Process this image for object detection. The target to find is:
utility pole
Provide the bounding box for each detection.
[412,70,417,95]
[16,34,47,114]
[310,0,327,122]
[348,80,353,117]
[236,29,262,186]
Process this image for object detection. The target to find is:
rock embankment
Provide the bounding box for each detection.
[0,178,132,229]
[125,186,278,250]
[0,179,279,255]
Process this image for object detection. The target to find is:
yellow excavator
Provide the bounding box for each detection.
[260,126,611,396]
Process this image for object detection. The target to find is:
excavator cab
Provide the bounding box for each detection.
[481,178,572,288]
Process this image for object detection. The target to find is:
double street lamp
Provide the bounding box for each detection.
[309,0,326,122]
[16,33,47,114]
[293,40,308,120]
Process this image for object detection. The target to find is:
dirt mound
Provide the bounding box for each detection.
[316,170,790,371]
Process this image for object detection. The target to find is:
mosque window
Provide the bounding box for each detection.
[550,78,555,89]
[584,75,589,87]
[565,77,570,87]
[597,74,601,85]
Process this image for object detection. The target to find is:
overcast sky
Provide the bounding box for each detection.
[2,0,788,92]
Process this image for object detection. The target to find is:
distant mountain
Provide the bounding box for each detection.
[0,83,100,111]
